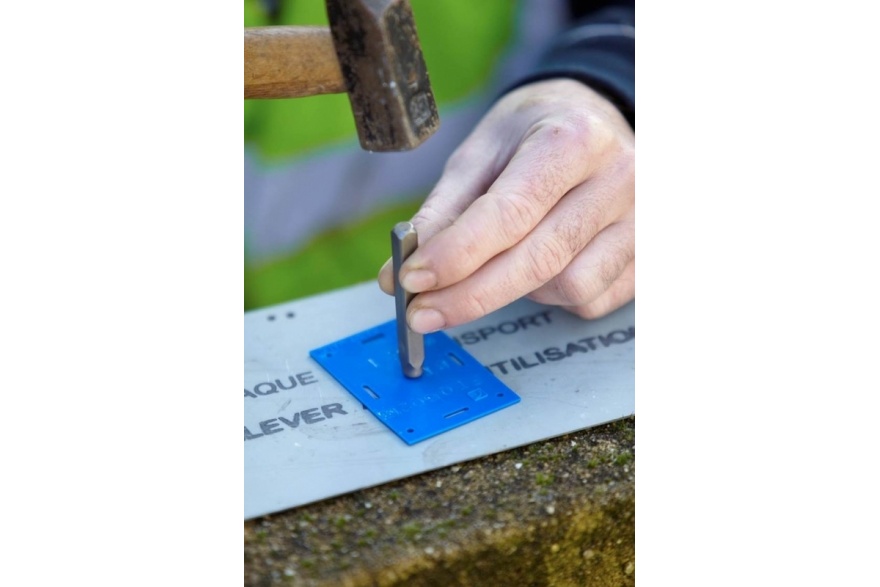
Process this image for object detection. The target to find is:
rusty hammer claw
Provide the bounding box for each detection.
[244,0,440,152]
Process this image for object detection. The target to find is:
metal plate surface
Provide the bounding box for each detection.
[310,319,520,445]
[244,281,634,520]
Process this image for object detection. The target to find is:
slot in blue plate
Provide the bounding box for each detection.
[310,319,520,445]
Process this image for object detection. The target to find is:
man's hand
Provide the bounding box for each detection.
[378,78,635,333]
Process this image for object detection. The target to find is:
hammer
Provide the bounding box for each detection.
[244,0,439,152]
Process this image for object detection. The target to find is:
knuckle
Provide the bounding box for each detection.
[567,265,635,321]
[492,192,537,238]
[523,235,570,285]
[618,143,636,171]
[409,209,434,232]
[598,246,630,289]
[410,206,440,232]
[552,230,635,307]
[410,202,456,240]
[558,217,587,257]
[489,172,558,226]
[608,144,636,190]
[568,302,607,320]
[524,290,547,304]
[554,271,591,306]
[538,113,599,153]
[445,220,484,273]
[576,206,604,242]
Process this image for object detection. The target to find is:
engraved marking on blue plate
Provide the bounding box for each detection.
[444,407,469,419]
[309,319,521,445]
[468,388,488,401]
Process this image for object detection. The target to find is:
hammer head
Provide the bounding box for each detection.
[325,0,440,152]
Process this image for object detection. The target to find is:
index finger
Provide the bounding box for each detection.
[376,132,510,295]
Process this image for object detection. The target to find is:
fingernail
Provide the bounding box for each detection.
[401,269,436,293]
[378,257,392,275]
[409,308,445,333]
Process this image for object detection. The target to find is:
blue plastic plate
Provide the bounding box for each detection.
[309,319,520,445]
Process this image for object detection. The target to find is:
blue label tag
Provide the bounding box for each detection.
[310,319,521,445]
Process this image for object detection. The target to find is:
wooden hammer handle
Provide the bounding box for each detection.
[244,26,345,99]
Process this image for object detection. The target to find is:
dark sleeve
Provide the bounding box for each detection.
[504,2,635,129]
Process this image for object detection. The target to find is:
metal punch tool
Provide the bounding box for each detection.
[391,222,425,378]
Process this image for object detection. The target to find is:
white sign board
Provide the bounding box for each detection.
[244,281,634,519]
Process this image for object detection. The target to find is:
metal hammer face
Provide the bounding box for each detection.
[325,0,440,152]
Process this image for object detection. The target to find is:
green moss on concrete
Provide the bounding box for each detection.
[244,417,635,586]
[402,523,423,541]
